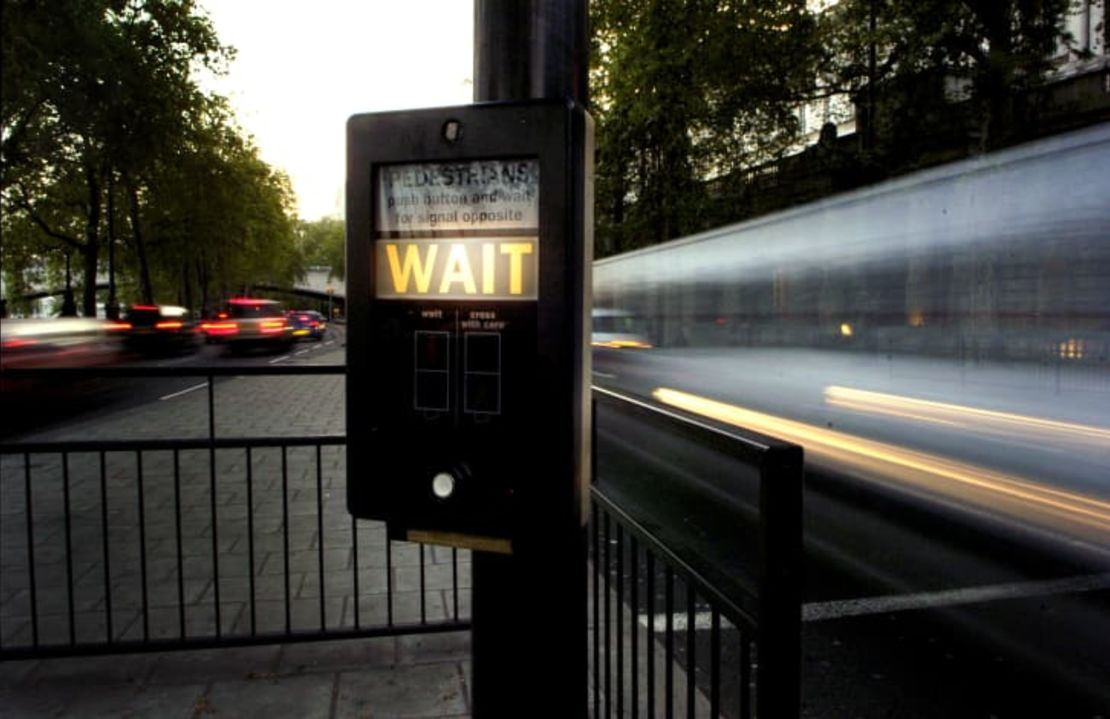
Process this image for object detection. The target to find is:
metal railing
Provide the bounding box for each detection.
[590,387,803,718]
[0,365,470,659]
[2,366,803,718]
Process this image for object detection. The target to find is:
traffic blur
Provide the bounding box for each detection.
[592,123,1110,566]
[201,298,295,351]
[0,303,341,436]
[1,317,128,436]
[1,298,332,366]
[287,309,327,341]
[1,316,125,370]
[111,304,200,354]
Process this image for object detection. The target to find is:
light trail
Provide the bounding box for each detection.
[652,387,1110,536]
[824,385,1110,445]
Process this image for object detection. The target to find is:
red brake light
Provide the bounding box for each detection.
[130,305,159,311]
[2,338,39,349]
[201,321,238,336]
[106,322,133,331]
[156,321,184,330]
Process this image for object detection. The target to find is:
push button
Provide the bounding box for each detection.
[432,471,457,500]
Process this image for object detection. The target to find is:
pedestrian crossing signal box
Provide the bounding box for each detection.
[346,101,592,554]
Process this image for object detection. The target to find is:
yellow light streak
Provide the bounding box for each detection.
[824,386,1110,444]
[652,387,1110,535]
[592,339,653,349]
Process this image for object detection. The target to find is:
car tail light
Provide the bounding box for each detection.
[2,337,39,349]
[260,319,287,334]
[105,322,133,331]
[201,321,238,336]
[155,321,184,330]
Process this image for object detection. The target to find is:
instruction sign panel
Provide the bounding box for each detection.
[375,158,539,300]
[377,159,539,233]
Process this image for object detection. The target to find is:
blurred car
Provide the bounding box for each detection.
[1,317,124,370]
[286,310,327,341]
[113,304,199,355]
[200,298,293,351]
[591,308,653,349]
[1,317,129,436]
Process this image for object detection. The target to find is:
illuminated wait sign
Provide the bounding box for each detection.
[375,237,538,300]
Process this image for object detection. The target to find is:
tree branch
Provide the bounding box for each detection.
[12,185,84,251]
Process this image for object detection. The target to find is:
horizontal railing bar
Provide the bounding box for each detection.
[0,621,470,662]
[0,364,345,379]
[1,435,346,454]
[592,385,791,465]
[591,486,758,632]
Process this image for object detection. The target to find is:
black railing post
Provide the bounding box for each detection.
[757,444,804,718]
[471,2,590,717]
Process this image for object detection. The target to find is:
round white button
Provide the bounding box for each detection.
[432,472,456,499]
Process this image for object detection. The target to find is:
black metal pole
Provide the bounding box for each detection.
[474,0,588,104]
[471,2,589,717]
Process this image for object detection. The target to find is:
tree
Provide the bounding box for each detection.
[134,102,302,314]
[590,0,820,255]
[818,0,1077,155]
[296,217,345,281]
[2,0,230,315]
[2,0,306,318]
[589,0,1084,257]
[2,159,90,315]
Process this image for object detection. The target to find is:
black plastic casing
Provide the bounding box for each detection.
[346,100,592,548]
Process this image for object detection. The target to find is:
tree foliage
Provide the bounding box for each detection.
[135,99,301,314]
[1,0,303,317]
[590,0,820,255]
[590,0,1083,256]
[819,0,1077,154]
[296,217,345,281]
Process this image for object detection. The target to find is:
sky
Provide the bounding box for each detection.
[197,1,475,221]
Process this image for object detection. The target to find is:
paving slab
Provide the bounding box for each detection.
[396,631,469,665]
[0,633,474,718]
[205,670,336,719]
[23,651,153,688]
[334,662,469,718]
[276,636,396,674]
[144,644,281,686]
[55,683,205,719]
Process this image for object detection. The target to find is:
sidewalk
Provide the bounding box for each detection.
[1,632,472,718]
[1,335,472,717]
[0,335,714,717]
